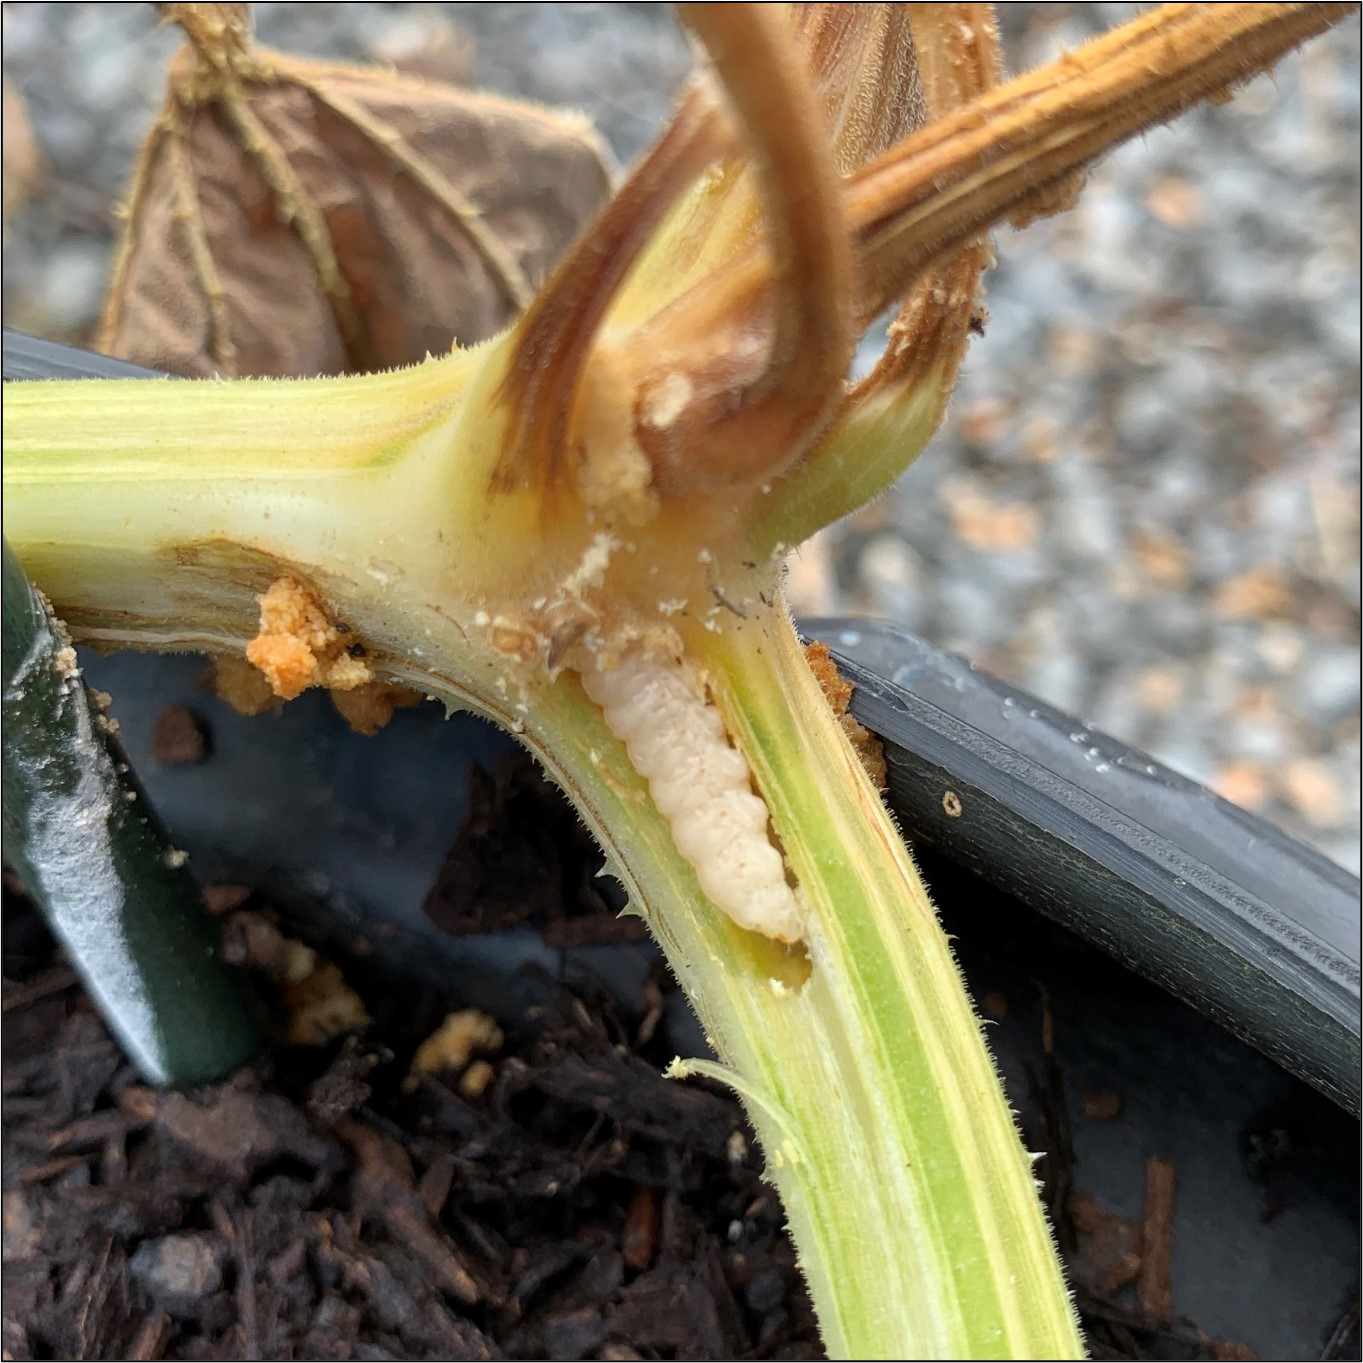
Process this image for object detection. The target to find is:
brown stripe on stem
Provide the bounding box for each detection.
[629,4,853,496]
[491,87,727,496]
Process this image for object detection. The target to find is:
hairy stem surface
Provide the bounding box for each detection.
[4,370,1081,1356]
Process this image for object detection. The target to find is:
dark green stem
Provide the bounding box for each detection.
[2,538,262,1085]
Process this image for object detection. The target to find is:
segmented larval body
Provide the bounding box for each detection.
[581,651,805,944]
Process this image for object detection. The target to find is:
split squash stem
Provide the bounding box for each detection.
[525,604,1083,1359]
[4,369,1080,1356]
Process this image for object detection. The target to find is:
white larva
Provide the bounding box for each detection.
[581,650,805,944]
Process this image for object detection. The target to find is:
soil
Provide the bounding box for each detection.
[2,757,1358,1362]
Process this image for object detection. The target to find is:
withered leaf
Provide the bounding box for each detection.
[792,3,925,172]
[100,4,614,377]
[851,4,1000,395]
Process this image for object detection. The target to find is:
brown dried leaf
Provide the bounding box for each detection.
[100,7,613,377]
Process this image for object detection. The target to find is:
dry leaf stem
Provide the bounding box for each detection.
[845,2,1359,315]
[753,1,1358,548]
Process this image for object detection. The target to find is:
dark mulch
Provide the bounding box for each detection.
[421,761,647,950]
[1,814,818,1362]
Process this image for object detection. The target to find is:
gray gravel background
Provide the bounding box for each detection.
[3,3,1359,873]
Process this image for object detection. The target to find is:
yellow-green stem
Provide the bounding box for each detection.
[523,606,1082,1358]
[3,372,1081,1358]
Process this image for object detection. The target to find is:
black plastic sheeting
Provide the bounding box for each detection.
[805,618,1361,1115]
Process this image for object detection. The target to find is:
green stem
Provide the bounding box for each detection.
[514,606,1082,1358]
[754,375,946,554]
[0,358,483,647]
[1,538,262,1086]
[3,375,1080,1356]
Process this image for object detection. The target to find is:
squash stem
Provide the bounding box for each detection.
[4,373,1081,1353]
[507,603,1083,1359]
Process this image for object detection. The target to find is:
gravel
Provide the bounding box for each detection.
[2,3,1358,872]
